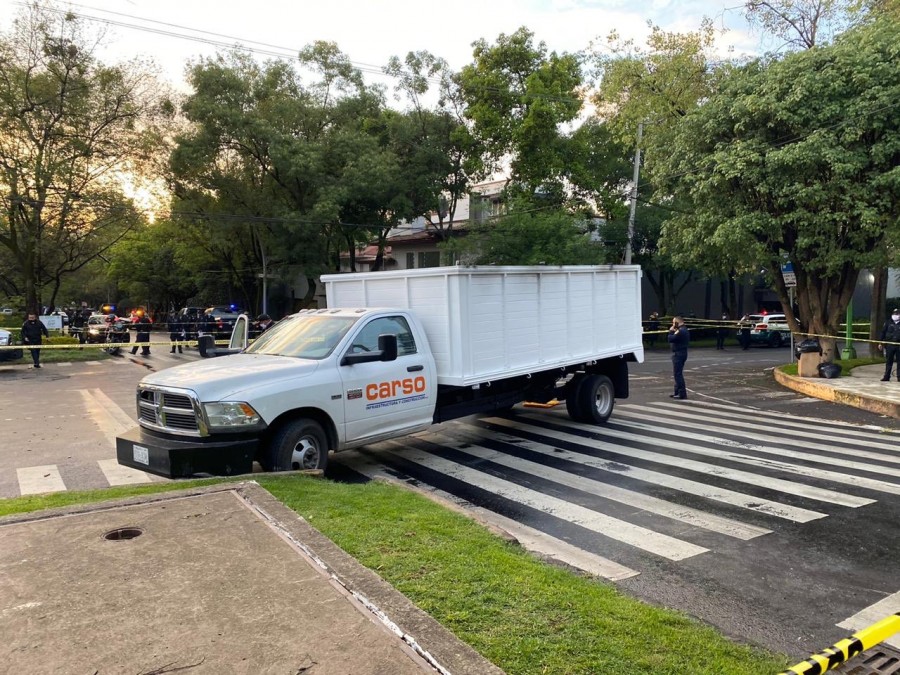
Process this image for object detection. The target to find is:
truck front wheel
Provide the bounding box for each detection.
[266,419,329,472]
[578,374,615,425]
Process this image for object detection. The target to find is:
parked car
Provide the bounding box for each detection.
[1,308,15,316]
[85,314,117,344]
[0,328,23,361]
[738,313,790,348]
[203,306,242,341]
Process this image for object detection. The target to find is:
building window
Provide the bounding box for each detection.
[406,252,415,269]
[418,251,441,268]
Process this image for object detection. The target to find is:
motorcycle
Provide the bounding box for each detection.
[103,320,131,355]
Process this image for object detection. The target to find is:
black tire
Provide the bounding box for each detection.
[565,376,588,422]
[266,418,329,472]
[577,374,615,425]
[768,332,783,348]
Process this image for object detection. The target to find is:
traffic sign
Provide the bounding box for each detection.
[781,262,796,288]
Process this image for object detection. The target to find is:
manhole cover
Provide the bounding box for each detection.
[102,527,144,541]
[834,646,900,675]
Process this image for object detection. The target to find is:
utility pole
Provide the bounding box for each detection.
[624,122,643,266]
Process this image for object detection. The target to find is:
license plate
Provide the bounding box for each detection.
[133,444,149,465]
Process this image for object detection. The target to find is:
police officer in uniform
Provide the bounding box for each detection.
[667,316,690,399]
[878,308,900,381]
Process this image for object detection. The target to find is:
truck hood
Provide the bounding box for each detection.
[141,354,319,400]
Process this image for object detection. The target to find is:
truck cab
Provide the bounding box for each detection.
[117,308,437,477]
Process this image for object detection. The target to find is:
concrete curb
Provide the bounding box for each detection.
[773,368,900,419]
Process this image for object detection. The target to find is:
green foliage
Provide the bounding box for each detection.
[0,3,166,311]
[657,16,899,352]
[446,208,614,266]
[459,27,583,192]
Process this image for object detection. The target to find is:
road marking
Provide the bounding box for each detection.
[837,590,900,650]
[459,422,825,522]
[56,362,72,367]
[433,428,770,540]
[97,459,155,486]
[495,415,875,508]
[678,400,900,436]
[382,441,709,561]
[16,465,66,495]
[637,402,900,457]
[610,410,900,494]
[350,451,639,581]
[80,388,134,448]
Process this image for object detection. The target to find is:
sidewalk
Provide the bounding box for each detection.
[0,481,502,674]
[775,364,900,419]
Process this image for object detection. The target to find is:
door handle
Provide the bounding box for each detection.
[407,365,424,372]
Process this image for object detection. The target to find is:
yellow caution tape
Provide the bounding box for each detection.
[0,339,233,351]
[778,612,900,675]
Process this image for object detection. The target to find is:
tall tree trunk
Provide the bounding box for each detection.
[870,267,887,358]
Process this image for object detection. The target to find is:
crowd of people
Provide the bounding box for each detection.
[16,308,278,367]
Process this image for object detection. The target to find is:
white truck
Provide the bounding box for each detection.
[116,265,644,478]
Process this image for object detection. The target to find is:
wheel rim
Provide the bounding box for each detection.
[592,382,614,416]
[291,436,321,470]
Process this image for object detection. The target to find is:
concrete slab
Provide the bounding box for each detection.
[775,364,900,419]
[0,482,503,675]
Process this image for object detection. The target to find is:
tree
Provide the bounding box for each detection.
[656,17,899,360]
[458,27,582,194]
[384,51,480,239]
[593,20,720,310]
[743,0,862,49]
[0,2,167,311]
[446,206,613,266]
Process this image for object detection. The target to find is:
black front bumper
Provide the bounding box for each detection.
[116,427,258,478]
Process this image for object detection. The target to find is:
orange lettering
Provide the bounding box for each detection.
[414,376,425,392]
[366,384,378,400]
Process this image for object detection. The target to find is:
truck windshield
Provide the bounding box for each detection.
[245,314,358,359]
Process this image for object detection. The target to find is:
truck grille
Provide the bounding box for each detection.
[137,387,204,436]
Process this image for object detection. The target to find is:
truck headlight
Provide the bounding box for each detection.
[203,401,261,429]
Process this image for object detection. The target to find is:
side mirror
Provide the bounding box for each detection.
[341,334,399,366]
[378,333,398,362]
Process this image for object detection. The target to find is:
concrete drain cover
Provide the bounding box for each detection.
[835,646,900,674]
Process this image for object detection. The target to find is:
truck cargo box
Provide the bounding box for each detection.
[323,265,643,387]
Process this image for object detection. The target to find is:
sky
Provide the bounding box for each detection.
[0,0,763,92]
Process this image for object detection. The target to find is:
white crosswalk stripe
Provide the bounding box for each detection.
[97,459,156,486]
[16,465,66,495]
[607,410,900,495]
[338,401,900,579]
[381,440,709,561]
[625,403,900,465]
[452,422,825,522]
[431,427,771,540]
[492,415,875,508]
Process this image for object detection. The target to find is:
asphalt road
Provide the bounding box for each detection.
[0,341,897,662]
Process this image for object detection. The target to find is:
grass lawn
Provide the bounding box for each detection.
[2,346,112,364]
[779,356,882,377]
[0,476,790,674]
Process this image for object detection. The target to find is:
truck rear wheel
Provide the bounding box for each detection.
[266,419,329,472]
[578,374,615,425]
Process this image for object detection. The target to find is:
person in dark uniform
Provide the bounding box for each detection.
[646,312,660,348]
[21,312,49,368]
[739,314,752,350]
[71,309,86,345]
[668,316,689,399]
[130,313,152,356]
[168,312,184,354]
[716,312,729,350]
[878,309,900,381]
